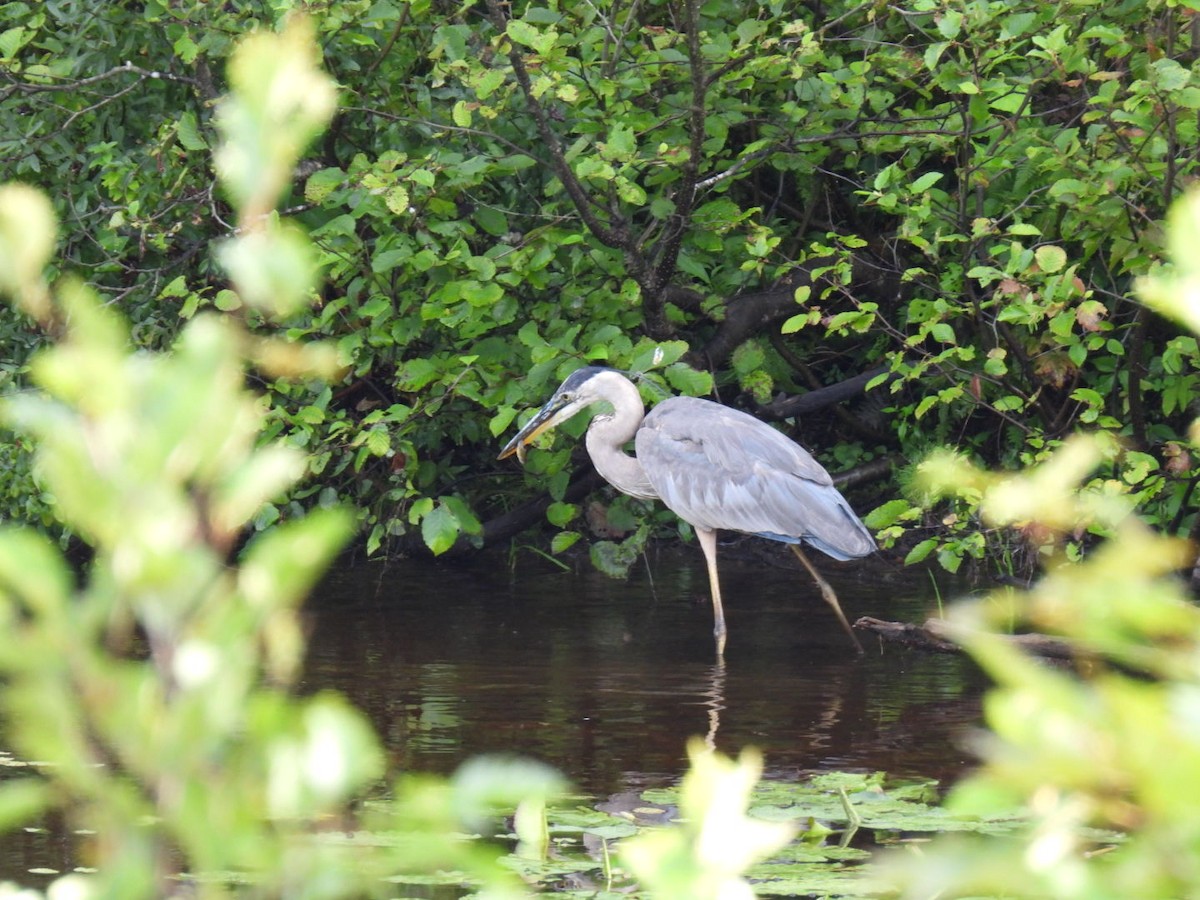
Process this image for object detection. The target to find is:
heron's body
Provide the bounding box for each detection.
[638,396,875,559]
[500,367,874,655]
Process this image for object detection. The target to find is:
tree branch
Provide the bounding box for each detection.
[760,366,893,420]
[1,60,199,95]
[856,616,1077,660]
[646,0,707,301]
[688,256,894,369]
[483,0,629,251]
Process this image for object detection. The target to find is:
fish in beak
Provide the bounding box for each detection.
[497,384,590,464]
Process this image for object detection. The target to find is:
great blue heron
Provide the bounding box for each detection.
[499,367,875,656]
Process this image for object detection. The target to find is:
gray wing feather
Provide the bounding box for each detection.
[636,397,874,560]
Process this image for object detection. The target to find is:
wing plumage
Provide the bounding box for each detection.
[635,397,874,560]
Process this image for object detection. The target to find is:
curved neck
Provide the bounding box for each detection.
[584,372,658,500]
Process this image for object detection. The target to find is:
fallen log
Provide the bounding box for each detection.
[855,616,1077,660]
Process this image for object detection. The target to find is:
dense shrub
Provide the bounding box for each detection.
[3,0,1197,573]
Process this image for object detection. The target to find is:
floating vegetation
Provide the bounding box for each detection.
[380,768,1105,899]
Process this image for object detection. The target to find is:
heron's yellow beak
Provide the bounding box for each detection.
[497,417,550,463]
[497,393,575,462]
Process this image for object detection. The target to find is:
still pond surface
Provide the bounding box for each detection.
[304,545,986,796]
[4,543,990,883]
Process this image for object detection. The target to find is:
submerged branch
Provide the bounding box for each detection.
[856,616,1076,660]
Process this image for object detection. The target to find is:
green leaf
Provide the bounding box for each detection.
[546,501,577,527]
[466,256,497,280]
[924,41,950,71]
[630,340,688,373]
[214,289,242,311]
[929,322,957,344]
[735,19,767,45]
[213,446,306,533]
[385,186,410,216]
[176,110,208,151]
[1121,451,1158,485]
[616,178,647,205]
[452,100,472,128]
[937,9,963,39]
[408,168,436,188]
[489,406,517,439]
[604,124,636,161]
[650,197,676,219]
[664,363,714,396]
[782,311,818,334]
[213,18,337,216]
[216,220,318,317]
[474,206,509,236]
[910,172,943,193]
[589,539,636,578]
[905,538,939,565]
[365,429,391,457]
[173,32,200,64]
[551,531,581,554]
[1035,245,1067,273]
[865,499,916,529]
[936,546,963,573]
[159,275,189,299]
[0,528,71,616]
[264,692,386,818]
[239,507,355,615]
[0,183,58,307]
[506,20,556,55]
[452,756,566,830]
[421,503,460,555]
[474,68,507,100]
[0,27,28,59]
[1150,57,1191,92]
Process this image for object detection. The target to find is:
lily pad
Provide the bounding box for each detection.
[364,769,1122,898]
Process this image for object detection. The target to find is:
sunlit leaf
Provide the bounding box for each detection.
[0,183,56,318]
[1035,244,1068,273]
[0,528,71,617]
[213,15,337,218]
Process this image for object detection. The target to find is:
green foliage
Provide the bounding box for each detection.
[887,190,1200,898]
[0,20,563,898]
[3,0,1200,571]
[891,434,1200,898]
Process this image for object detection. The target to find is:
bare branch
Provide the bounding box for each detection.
[695,149,773,190]
[2,60,199,94]
[857,616,1077,660]
[760,367,894,420]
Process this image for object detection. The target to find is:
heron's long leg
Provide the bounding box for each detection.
[696,528,727,657]
[790,545,864,654]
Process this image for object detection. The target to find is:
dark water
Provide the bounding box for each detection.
[302,545,986,795]
[2,544,988,884]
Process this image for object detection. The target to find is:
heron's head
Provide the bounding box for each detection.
[498,366,611,462]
